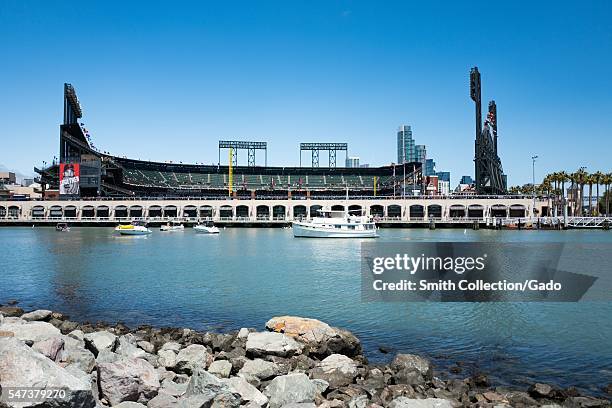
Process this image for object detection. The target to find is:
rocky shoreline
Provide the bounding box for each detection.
[0,305,610,408]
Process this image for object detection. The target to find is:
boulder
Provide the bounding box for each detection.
[246,332,304,357]
[114,402,147,408]
[0,306,24,317]
[528,382,554,398]
[175,344,213,374]
[97,349,121,364]
[310,354,359,389]
[137,340,155,354]
[84,330,117,355]
[388,397,454,408]
[265,316,362,357]
[98,357,160,405]
[60,339,97,373]
[208,359,232,378]
[158,349,178,369]
[148,393,179,408]
[21,309,52,321]
[348,395,369,408]
[68,329,86,342]
[238,328,250,339]
[0,337,96,407]
[239,358,282,380]
[223,376,268,406]
[32,336,65,361]
[160,377,189,397]
[263,373,319,408]
[161,341,182,352]
[390,354,433,380]
[184,367,241,406]
[116,335,147,359]
[0,318,61,342]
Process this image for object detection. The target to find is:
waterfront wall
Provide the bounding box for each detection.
[0,197,545,224]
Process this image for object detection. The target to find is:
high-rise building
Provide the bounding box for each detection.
[424,159,436,176]
[436,171,450,184]
[415,145,426,165]
[397,125,415,164]
[438,180,450,196]
[345,157,360,168]
[460,175,474,185]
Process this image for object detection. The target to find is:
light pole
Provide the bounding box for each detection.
[532,155,538,217]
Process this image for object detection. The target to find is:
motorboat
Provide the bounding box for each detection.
[115,222,152,236]
[194,222,220,234]
[160,221,185,232]
[55,223,70,232]
[292,208,379,238]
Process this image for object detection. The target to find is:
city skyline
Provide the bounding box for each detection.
[1,1,611,185]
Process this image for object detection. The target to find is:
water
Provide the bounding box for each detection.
[1,227,611,395]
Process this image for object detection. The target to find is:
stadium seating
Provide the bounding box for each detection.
[120,163,403,193]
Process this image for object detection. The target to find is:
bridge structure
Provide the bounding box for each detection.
[1,195,586,228]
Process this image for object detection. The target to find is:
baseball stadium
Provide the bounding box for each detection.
[35,84,422,200]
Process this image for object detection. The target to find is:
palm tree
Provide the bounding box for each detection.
[593,171,604,216]
[604,173,612,217]
[574,169,588,216]
[586,174,595,216]
[559,171,569,215]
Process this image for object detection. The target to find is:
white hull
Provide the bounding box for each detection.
[115,227,152,235]
[160,225,185,231]
[292,222,378,238]
[194,225,220,234]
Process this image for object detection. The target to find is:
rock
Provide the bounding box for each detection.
[159,348,178,368]
[223,376,268,406]
[21,309,52,321]
[246,331,304,357]
[59,319,80,334]
[348,395,369,408]
[117,335,147,359]
[98,357,160,405]
[239,358,282,380]
[263,373,319,408]
[161,341,182,352]
[175,344,213,374]
[68,329,86,342]
[238,328,250,338]
[148,393,179,407]
[0,318,61,342]
[97,349,121,364]
[184,367,241,406]
[60,340,97,373]
[311,354,359,389]
[208,359,232,378]
[388,397,454,408]
[114,402,147,408]
[0,306,24,317]
[312,378,330,394]
[161,377,189,396]
[84,330,117,355]
[137,340,155,353]
[0,337,96,407]
[177,394,216,407]
[470,373,490,387]
[282,404,317,408]
[265,316,362,357]
[395,368,426,385]
[390,354,433,380]
[32,336,65,361]
[528,382,553,398]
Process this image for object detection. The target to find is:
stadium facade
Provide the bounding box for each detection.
[36,84,422,199]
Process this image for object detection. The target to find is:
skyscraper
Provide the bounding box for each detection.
[415,145,426,165]
[345,156,360,168]
[397,125,415,164]
[424,158,436,176]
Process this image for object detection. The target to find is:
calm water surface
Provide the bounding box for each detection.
[1,227,611,394]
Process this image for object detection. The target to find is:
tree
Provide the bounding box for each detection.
[593,171,604,216]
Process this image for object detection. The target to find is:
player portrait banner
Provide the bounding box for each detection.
[59,163,80,195]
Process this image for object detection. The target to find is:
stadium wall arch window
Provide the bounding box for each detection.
[409,205,424,219]
[114,206,128,218]
[256,205,270,219]
[387,205,402,219]
[370,205,384,217]
[236,205,249,218]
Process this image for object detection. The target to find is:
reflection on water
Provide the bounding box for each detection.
[1,227,611,394]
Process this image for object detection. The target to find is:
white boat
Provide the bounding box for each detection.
[194,223,220,234]
[160,221,185,232]
[292,209,379,238]
[115,222,152,236]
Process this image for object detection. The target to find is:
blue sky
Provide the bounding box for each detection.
[0,0,610,185]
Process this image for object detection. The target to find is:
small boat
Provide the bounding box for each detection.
[55,223,70,232]
[292,208,378,238]
[115,222,152,236]
[194,222,220,234]
[160,221,185,232]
